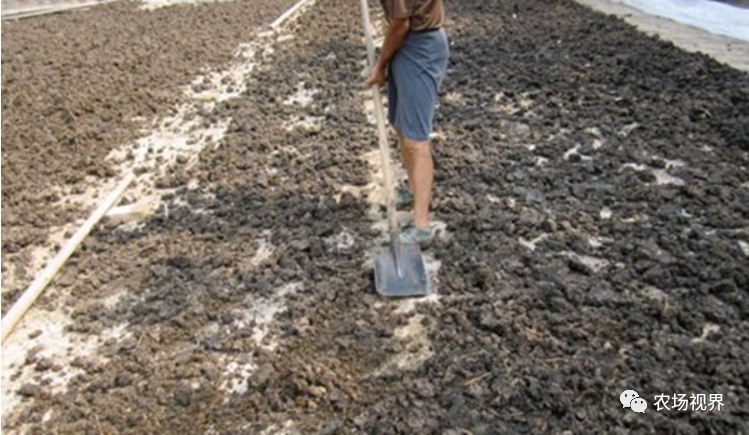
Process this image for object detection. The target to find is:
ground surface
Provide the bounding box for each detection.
[2,0,749,434]
[1,0,297,311]
[575,0,749,72]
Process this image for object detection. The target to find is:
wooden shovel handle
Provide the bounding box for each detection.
[360,0,399,235]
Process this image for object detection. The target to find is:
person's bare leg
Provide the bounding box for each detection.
[401,137,433,229]
[396,129,415,192]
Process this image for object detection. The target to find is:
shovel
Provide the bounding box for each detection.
[359,0,430,297]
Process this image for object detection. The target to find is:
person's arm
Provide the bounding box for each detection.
[366,17,410,87]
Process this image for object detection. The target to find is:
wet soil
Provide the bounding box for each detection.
[0,0,297,309]
[3,0,749,434]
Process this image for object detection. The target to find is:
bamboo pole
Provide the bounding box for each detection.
[271,0,316,29]
[1,172,135,345]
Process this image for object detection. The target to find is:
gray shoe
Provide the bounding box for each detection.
[399,223,436,247]
[396,186,414,207]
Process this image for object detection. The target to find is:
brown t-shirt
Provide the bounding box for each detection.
[380,0,444,32]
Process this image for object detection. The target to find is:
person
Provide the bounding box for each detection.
[366,0,448,246]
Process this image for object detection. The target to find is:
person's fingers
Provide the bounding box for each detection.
[364,67,386,87]
[365,73,380,87]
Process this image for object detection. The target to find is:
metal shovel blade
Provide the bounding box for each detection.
[374,242,430,297]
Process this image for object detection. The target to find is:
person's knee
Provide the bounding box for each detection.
[401,138,430,155]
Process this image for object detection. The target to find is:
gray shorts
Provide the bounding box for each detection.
[387,28,449,142]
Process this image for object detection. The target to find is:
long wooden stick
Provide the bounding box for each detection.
[360,0,398,236]
[271,0,316,29]
[1,172,135,345]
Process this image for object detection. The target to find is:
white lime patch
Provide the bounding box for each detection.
[519,234,549,251]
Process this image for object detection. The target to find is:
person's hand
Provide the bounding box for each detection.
[365,64,387,88]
